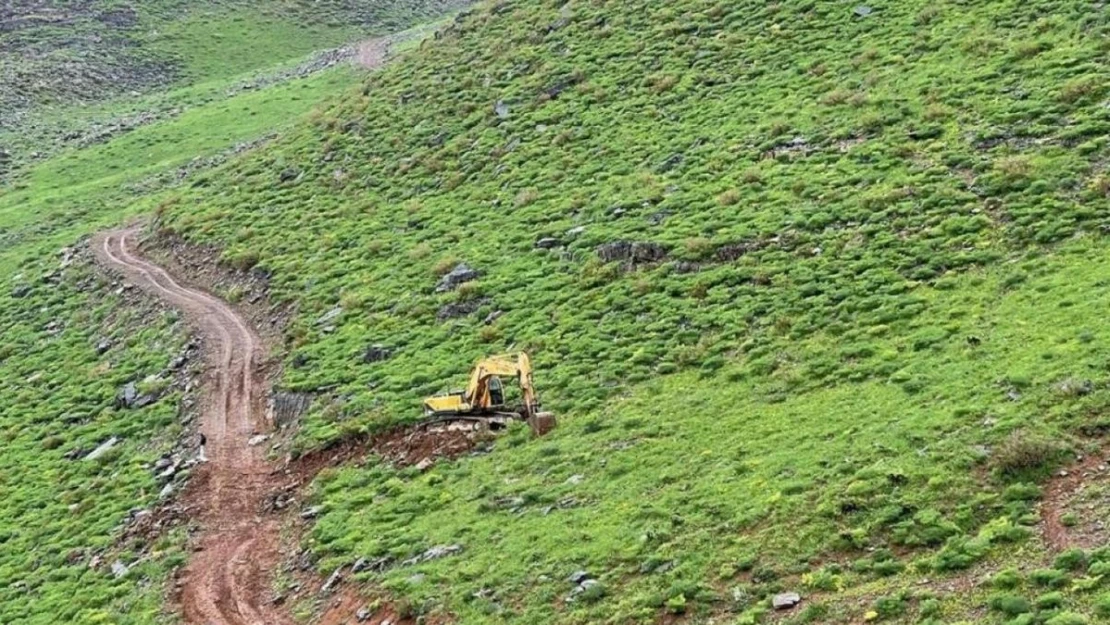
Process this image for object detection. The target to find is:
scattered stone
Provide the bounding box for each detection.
[437,299,485,322]
[535,237,563,249]
[853,5,873,16]
[415,457,434,471]
[656,153,684,173]
[159,483,174,498]
[321,567,343,592]
[421,544,462,561]
[362,344,391,363]
[301,506,322,520]
[596,240,669,266]
[111,560,129,578]
[566,225,587,237]
[352,558,370,573]
[1056,378,1094,396]
[568,570,591,584]
[315,306,343,327]
[115,383,139,409]
[356,607,372,622]
[482,310,504,325]
[566,474,585,485]
[279,167,300,182]
[84,437,120,461]
[10,284,31,298]
[773,592,802,610]
[494,100,510,119]
[248,434,269,447]
[435,263,480,292]
[95,339,112,355]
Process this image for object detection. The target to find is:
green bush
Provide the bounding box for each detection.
[989,594,1032,616]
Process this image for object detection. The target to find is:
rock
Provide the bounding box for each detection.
[494,100,510,119]
[566,474,585,485]
[437,299,485,322]
[656,153,684,173]
[84,437,120,461]
[169,355,187,370]
[435,263,480,293]
[535,237,563,249]
[1056,378,1094,396]
[482,310,504,325]
[321,567,343,592]
[248,434,269,447]
[773,592,802,610]
[356,608,372,622]
[115,383,139,409]
[422,544,462,561]
[596,241,669,265]
[853,5,872,16]
[271,392,314,426]
[111,560,129,578]
[315,307,343,327]
[279,167,300,182]
[95,339,112,355]
[568,570,591,584]
[159,482,175,498]
[566,226,587,237]
[10,284,31,298]
[362,344,391,363]
[352,558,370,573]
[301,506,322,519]
[415,458,434,471]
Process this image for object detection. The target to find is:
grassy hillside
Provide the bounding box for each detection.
[0,4,460,623]
[148,0,1110,622]
[0,0,464,174]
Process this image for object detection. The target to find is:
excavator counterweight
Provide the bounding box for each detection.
[423,352,556,436]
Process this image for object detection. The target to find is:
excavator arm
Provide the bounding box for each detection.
[422,352,555,435]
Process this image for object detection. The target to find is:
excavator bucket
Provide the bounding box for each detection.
[527,411,557,437]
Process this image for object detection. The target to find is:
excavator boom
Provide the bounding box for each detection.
[422,352,555,435]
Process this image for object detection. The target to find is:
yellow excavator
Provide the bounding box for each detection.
[423,352,556,436]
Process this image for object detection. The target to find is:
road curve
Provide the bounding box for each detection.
[94,228,290,625]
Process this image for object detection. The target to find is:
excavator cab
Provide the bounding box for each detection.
[422,352,556,436]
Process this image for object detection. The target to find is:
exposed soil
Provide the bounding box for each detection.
[1040,451,1110,551]
[95,227,291,625]
[94,225,483,624]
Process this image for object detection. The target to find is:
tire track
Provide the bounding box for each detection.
[94,227,291,625]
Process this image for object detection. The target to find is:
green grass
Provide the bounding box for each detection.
[304,243,1110,622]
[0,4,464,622]
[2,0,1110,622]
[0,253,189,625]
[139,0,1110,621]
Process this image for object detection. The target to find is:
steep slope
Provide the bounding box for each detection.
[0,4,462,624]
[145,0,1110,622]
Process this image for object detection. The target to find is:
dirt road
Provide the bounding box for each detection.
[95,228,290,625]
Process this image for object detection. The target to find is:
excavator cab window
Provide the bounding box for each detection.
[488,376,505,407]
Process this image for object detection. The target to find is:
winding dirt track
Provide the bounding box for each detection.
[95,228,290,625]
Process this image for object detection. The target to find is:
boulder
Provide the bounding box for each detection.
[435,263,479,292]
[84,437,120,461]
[535,237,563,249]
[10,284,31,299]
[596,241,669,265]
[362,344,391,363]
[772,592,801,610]
[115,383,138,409]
